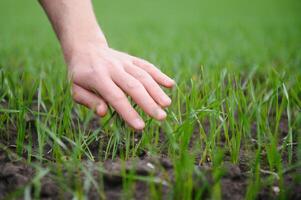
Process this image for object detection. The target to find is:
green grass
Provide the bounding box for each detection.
[1,0,301,199]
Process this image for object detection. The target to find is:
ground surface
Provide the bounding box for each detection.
[0,0,301,199]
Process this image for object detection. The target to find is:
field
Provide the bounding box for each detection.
[1,0,301,199]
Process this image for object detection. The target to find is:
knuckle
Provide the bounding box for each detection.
[135,70,149,80]
[142,60,155,69]
[141,74,156,86]
[123,61,133,67]
[73,67,98,83]
[147,81,159,91]
[126,79,141,90]
[86,67,100,79]
[109,60,121,69]
[110,92,125,102]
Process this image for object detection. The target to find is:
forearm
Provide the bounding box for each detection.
[39,0,108,60]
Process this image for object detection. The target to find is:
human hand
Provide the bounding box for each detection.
[68,44,175,130]
[40,0,174,130]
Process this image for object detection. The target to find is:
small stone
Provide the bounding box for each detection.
[146,162,155,170]
[272,186,280,194]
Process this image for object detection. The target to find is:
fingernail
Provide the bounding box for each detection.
[96,105,105,116]
[162,96,172,107]
[167,78,175,86]
[133,118,145,130]
[155,109,167,120]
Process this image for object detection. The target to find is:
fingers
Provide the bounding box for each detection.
[92,77,145,130]
[111,70,167,121]
[124,64,172,108]
[70,50,174,130]
[132,58,175,88]
[72,84,108,117]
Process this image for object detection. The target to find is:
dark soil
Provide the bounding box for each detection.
[0,110,300,200]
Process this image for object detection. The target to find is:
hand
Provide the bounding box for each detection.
[39,0,174,130]
[68,44,175,130]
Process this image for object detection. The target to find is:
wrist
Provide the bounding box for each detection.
[60,31,108,63]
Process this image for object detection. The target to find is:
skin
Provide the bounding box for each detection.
[39,0,175,130]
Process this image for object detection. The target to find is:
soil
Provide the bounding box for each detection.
[0,110,300,199]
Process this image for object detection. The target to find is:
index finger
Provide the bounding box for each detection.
[93,77,145,130]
